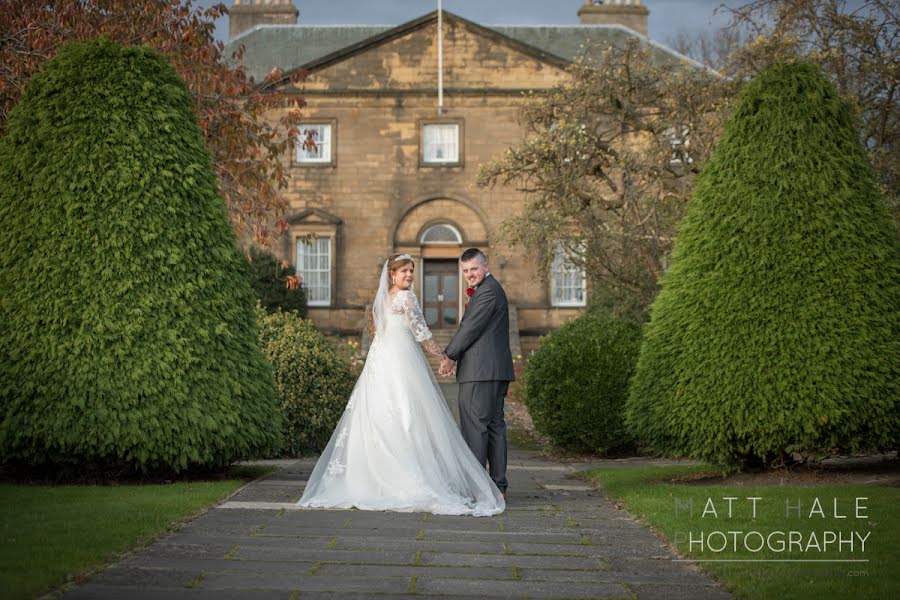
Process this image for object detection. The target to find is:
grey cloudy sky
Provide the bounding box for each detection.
[197,1,742,46]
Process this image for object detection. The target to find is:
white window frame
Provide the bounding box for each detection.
[296,123,333,164]
[296,237,332,306]
[550,244,587,307]
[664,125,693,167]
[419,223,463,245]
[422,123,460,164]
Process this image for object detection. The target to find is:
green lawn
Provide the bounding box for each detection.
[585,464,899,600]
[0,464,277,600]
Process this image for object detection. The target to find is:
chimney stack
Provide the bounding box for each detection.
[577,0,649,36]
[229,0,299,40]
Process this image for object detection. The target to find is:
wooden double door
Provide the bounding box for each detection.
[421,260,459,329]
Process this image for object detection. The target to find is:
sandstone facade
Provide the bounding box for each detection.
[225,6,684,341]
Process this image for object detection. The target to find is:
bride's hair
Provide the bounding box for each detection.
[386,253,415,285]
[367,253,415,336]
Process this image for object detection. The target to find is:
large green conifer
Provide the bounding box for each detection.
[625,62,899,466]
[0,38,282,473]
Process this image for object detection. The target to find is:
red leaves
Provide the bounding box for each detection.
[265,67,284,83]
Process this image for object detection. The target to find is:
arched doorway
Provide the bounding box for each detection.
[392,197,489,329]
[420,224,463,329]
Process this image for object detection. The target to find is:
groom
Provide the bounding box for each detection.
[439,248,515,498]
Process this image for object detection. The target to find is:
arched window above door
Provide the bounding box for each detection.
[420,223,462,244]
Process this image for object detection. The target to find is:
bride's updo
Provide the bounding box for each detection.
[367,254,415,336]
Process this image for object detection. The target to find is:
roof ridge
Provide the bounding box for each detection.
[226,23,391,45]
[495,22,714,74]
[227,10,716,82]
[259,24,394,28]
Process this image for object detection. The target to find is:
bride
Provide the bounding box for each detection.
[297,254,505,516]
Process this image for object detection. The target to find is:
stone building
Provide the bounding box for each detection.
[225,0,688,351]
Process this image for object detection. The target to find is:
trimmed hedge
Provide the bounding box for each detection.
[256,306,356,456]
[525,313,642,454]
[247,245,307,316]
[0,38,282,474]
[626,62,900,467]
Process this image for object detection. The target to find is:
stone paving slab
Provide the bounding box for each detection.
[138,542,241,560]
[417,550,608,570]
[397,529,589,544]
[57,385,731,599]
[200,573,414,594]
[255,526,428,539]
[233,547,416,565]
[414,577,630,598]
[118,556,320,574]
[517,566,620,582]
[313,563,512,579]
[507,464,575,471]
[89,566,200,587]
[60,586,291,600]
[329,537,509,554]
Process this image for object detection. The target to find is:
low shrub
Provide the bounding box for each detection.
[525,314,642,454]
[256,306,355,456]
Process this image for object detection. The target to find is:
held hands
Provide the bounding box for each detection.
[438,353,456,378]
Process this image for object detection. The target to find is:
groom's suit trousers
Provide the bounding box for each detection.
[457,380,509,492]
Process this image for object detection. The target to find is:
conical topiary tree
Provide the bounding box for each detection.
[0,37,282,474]
[625,61,899,467]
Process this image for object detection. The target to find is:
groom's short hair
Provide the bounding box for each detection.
[460,248,487,264]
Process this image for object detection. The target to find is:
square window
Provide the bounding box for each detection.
[423,123,459,164]
[296,124,333,164]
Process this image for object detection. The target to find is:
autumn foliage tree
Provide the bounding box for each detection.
[0,0,305,245]
[478,39,731,313]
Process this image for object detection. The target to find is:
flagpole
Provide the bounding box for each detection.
[438,0,443,115]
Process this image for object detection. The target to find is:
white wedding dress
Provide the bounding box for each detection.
[297,281,505,516]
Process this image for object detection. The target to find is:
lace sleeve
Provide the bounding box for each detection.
[394,291,443,355]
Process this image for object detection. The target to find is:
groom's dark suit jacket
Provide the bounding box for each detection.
[444,274,515,383]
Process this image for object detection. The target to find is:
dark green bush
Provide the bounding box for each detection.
[256,306,356,456]
[0,38,282,474]
[247,245,307,316]
[525,314,642,454]
[626,62,900,467]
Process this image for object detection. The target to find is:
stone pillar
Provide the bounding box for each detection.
[229,0,299,40]
[577,0,649,36]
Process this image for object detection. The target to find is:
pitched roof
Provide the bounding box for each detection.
[224,10,705,83]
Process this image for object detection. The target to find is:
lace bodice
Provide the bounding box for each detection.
[386,290,444,357]
[390,290,432,342]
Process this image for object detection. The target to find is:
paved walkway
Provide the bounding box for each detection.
[58,386,731,600]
